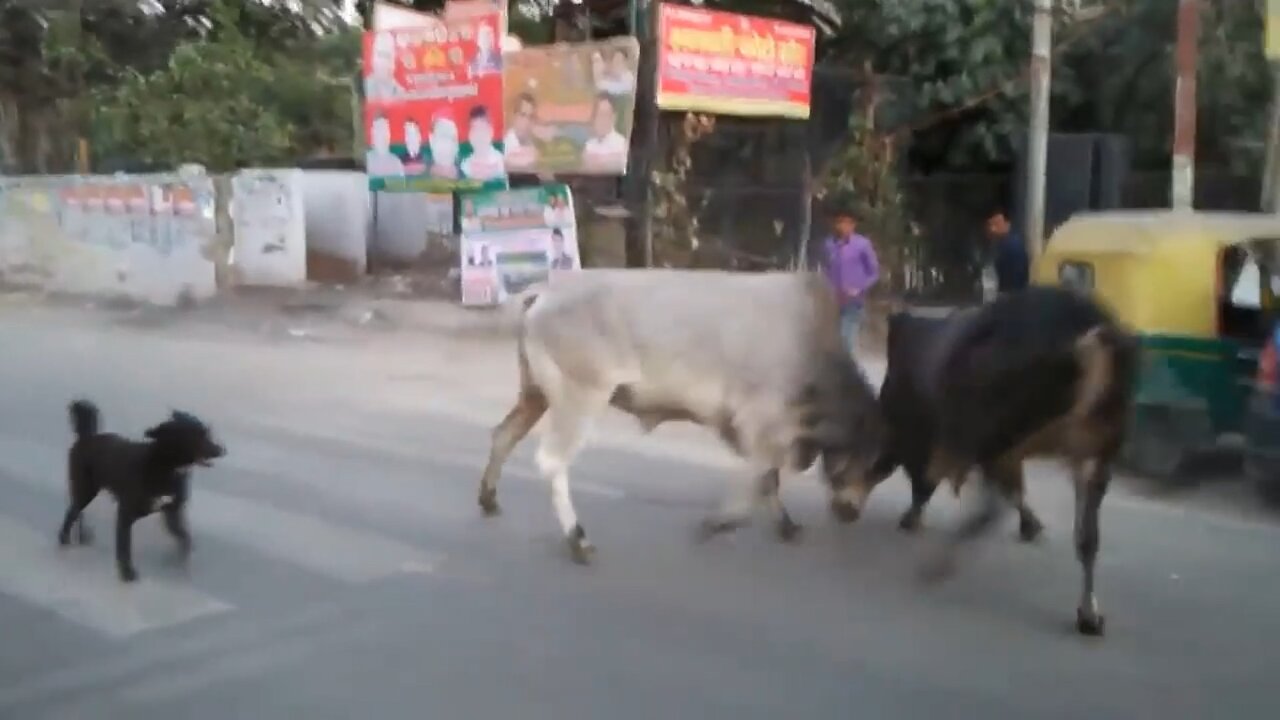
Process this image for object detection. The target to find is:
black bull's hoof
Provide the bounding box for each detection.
[898,508,923,533]
[1019,514,1046,543]
[1076,607,1106,637]
[829,499,861,523]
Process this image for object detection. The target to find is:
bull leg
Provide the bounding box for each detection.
[535,390,606,565]
[898,459,937,533]
[1073,460,1111,636]
[986,460,1044,543]
[478,391,547,516]
[759,469,802,542]
[919,468,1006,583]
[697,469,766,541]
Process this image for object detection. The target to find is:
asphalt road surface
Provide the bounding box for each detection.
[1,303,1278,719]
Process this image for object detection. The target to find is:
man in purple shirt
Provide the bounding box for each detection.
[822,210,881,354]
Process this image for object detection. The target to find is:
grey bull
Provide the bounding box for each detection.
[477,269,886,562]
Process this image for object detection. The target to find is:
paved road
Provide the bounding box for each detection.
[1,305,1278,719]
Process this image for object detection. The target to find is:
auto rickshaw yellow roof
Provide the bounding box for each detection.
[1045,210,1280,255]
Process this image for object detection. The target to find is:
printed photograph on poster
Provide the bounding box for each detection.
[362,11,509,193]
[465,241,495,267]
[656,3,815,120]
[457,184,582,306]
[501,37,639,175]
[548,227,578,270]
[443,0,507,36]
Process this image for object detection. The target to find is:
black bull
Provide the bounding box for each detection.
[848,287,1139,636]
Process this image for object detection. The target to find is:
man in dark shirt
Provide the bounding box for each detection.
[986,207,1029,293]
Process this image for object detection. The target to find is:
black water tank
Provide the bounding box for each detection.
[1010,131,1131,241]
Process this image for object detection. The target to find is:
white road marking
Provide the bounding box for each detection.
[110,615,385,706]
[187,491,441,584]
[0,433,442,585]
[0,601,348,710]
[223,427,629,503]
[0,516,233,640]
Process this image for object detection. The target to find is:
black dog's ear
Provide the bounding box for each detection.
[145,423,166,440]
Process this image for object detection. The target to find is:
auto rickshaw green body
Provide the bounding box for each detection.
[1032,211,1280,478]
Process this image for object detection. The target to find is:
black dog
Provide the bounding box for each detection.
[58,400,226,583]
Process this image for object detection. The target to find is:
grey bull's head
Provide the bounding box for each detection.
[796,350,889,522]
[805,409,887,524]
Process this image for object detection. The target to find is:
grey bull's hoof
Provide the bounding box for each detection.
[776,516,803,543]
[695,516,749,543]
[1076,607,1106,637]
[830,499,861,524]
[478,488,501,517]
[566,525,595,565]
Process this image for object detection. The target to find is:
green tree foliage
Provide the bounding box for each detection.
[1,0,361,173]
[820,0,1271,172]
[91,31,294,171]
[803,0,1273,291]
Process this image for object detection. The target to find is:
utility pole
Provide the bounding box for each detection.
[1262,0,1280,212]
[1171,0,1200,210]
[1024,0,1052,260]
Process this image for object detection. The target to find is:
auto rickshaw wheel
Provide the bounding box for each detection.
[1245,455,1280,508]
[1120,405,1205,481]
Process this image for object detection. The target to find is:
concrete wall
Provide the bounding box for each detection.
[230,168,308,288]
[302,171,370,283]
[0,172,218,306]
[371,191,454,268]
[0,169,463,303]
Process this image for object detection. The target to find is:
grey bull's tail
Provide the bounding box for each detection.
[68,399,100,438]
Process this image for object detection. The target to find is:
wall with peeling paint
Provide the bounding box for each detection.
[230,169,308,288]
[302,171,370,283]
[371,191,454,267]
[0,172,218,306]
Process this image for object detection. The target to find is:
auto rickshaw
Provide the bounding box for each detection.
[1031,210,1280,493]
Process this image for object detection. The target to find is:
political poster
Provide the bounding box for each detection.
[443,0,507,37]
[656,3,815,120]
[362,10,509,192]
[501,37,639,176]
[457,183,580,307]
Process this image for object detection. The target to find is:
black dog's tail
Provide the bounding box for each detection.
[69,400,100,438]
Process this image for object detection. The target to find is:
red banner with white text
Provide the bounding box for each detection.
[656,4,814,120]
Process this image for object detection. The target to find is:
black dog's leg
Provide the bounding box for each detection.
[115,506,140,583]
[163,503,193,557]
[58,487,99,547]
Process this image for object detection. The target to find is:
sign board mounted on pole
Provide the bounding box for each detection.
[655,3,815,119]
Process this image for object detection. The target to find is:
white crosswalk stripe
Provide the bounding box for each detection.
[0,431,444,641]
[0,515,234,639]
